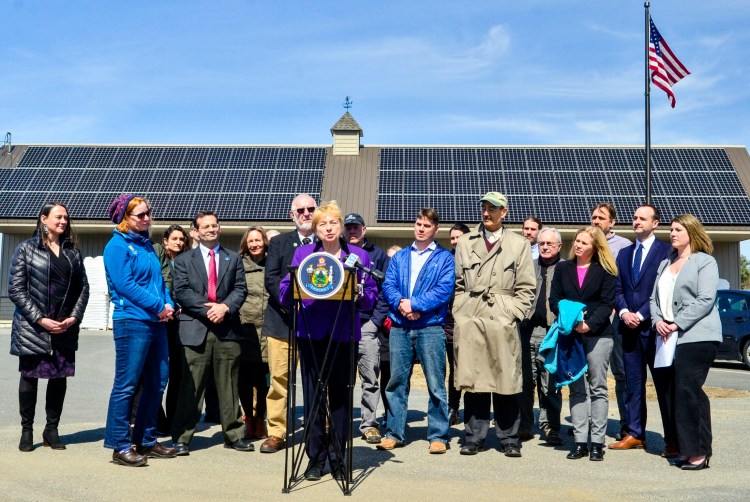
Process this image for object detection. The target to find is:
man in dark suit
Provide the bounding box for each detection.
[259,193,317,453]
[170,211,252,455]
[609,204,674,455]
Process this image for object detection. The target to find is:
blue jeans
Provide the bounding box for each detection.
[384,326,449,444]
[104,319,169,452]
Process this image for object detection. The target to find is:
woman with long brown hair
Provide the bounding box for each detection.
[9,202,89,452]
[651,214,721,470]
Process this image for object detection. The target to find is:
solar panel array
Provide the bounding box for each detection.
[378,147,750,225]
[0,146,326,220]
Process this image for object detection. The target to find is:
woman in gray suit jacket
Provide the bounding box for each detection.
[650,214,721,471]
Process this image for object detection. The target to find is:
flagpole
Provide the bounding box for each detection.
[644,1,652,204]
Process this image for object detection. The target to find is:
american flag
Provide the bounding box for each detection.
[649,19,690,108]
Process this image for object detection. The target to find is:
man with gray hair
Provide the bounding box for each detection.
[518,227,564,445]
[260,193,317,453]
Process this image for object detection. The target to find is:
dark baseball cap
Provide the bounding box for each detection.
[344,213,366,226]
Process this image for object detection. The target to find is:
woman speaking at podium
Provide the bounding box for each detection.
[279,201,378,482]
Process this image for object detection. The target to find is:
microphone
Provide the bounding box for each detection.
[344,254,385,282]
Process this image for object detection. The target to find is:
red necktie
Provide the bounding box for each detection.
[208,249,217,302]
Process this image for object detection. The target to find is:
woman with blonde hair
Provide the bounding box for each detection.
[650,214,720,470]
[279,201,378,481]
[550,226,617,462]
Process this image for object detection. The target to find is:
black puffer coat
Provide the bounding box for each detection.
[8,234,90,356]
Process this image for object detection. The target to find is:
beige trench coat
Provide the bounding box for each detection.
[452,226,536,394]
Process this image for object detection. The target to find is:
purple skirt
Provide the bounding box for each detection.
[19,350,76,379]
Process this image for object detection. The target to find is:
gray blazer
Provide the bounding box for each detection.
[650,251,721,345]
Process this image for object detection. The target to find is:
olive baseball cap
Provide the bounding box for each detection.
[479,192,508,208]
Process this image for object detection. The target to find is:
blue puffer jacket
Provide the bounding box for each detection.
[382,243,455,329]
[103,230,173,322]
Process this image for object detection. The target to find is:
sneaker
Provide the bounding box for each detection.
[376,437,402,450]
[361,427,382,444]
[429,441,448,454]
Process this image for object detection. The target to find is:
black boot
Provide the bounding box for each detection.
[19,390,37,452]
[43,378,67,450]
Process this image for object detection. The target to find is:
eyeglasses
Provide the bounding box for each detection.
[295,206,316,215]
[132,210,151,220]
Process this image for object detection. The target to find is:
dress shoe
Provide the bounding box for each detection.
[429,441,448,454]
[376,437,403,450]
[225,438,255,452]
[303,460,324,481]
[42,429,66,450]
[608,434,645,450]
[544,430,562,446]
[567,444,589,460]
[19,429,34,452]
[460,442,482,455]
[112,448,148,467]
[448,408,459,426]
[136,442,176,459]
[330,461,346,481]
[260,435,285,453]
[589,443,605,461]
[173,442,190,456]
[681,455,711,471]
[503,445,522,458]
[661,445,680,458]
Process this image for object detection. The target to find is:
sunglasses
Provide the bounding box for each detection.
[295,206,316,215]
[132,210,152,220]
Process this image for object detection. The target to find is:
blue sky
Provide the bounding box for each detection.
[3,1,749,251]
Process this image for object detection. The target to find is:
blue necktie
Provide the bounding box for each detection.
[632,243,643,283]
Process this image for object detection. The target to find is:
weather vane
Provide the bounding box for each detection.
[342,96,353,110]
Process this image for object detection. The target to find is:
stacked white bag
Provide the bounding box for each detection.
[80,256,110,330]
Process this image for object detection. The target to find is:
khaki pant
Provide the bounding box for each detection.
[265,336,296,438]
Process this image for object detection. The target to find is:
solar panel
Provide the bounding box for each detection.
[3,146,326,221]
[376,147,750,225]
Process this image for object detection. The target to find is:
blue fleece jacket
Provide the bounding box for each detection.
[539,299,587,387]
[104,230,173,322]
[382,243,454,329]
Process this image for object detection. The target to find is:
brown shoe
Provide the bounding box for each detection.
[259,435,285,453]
[376,437,403,450]
[661,444,679,458]
[112,448,148,467]
[429,441,448,454]
[136,442,176,459]
[608,434,646,450]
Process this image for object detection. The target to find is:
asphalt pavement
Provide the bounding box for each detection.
[0,329,748,502]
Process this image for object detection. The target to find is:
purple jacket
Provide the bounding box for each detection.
[279,240,378,343]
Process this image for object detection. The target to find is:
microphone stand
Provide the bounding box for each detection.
[282,265,358,495]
